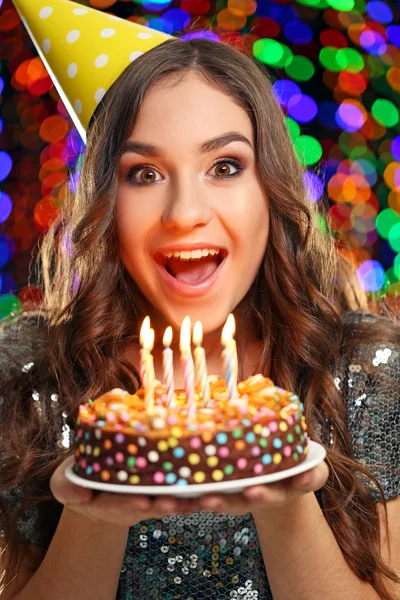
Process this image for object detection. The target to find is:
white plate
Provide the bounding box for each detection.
[65,440,325,498]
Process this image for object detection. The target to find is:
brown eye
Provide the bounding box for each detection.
[126,166,162,185]
[139,169,157,183]
[214,162,232,177]
[209,159,243,179]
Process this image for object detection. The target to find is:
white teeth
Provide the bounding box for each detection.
[162,248,221,260]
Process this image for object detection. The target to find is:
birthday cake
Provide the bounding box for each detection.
[73,375,309,486]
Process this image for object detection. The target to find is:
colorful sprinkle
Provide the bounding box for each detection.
[236,458,247,470]
[105,456,113,466]
[218,446,230,458]
[173,447,185,459]
[157,440,169,452]
[129,474,140,484]
[216,433,228,444]
[286,433,294,443]
[148,451,159,463]
[204,444,217,456]
[279,422,288,431]
[194,471,206,483]
[251,446,261,457]
[188,453,200,465]
[262,454,272,465]
[234,440,245,451]
[101,470,110,481]
[163,461,173,471]
[168,436,179,448]
[115,452,124,463]
[273,439,283,449]
[117,470,128,482]
[245,432,256,443]
[273,453,282,464]
[127,444,138,454]
[207,456,219,468]
[165,473,177,484]
[127,456,136,467]
[232,428,243,439]
[104,439,112,450]
[224,465,234,475]
[189,437,202,449]
[212,470,224,481]
[93,447,100,457]
[136,456,147,468]
[179,466,191,478]
[93,462,101,472]
[283,445,292,457]
[268,421,278,433]
[253,463,263,474]
[171,426,183,438]
[153,471,165,484]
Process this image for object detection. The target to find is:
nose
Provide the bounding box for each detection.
[161,171,213,232]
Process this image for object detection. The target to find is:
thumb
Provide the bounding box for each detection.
[50,456,93,505]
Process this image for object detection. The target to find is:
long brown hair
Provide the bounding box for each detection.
[1,38,399,598]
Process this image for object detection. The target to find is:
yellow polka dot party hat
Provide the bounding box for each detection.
[12,0,173,143]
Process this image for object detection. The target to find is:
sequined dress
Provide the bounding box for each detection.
[0,311,399,600]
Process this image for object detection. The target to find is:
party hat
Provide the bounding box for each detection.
[12,0,173,143]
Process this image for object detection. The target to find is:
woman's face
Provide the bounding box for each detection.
[115,72,269,333]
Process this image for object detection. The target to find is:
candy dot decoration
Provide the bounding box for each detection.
[73,316,309,487]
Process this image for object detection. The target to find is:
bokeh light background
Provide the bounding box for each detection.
[0,0,400,319]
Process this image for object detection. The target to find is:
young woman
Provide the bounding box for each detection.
[0,38,399,600]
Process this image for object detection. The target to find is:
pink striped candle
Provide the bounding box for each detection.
[193,321,210,405]
[180,316,196,419]
[162,326,176,408]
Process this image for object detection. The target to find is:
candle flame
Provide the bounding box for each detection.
[193,321,203,346]
[221,313,235,346]
[140,316,151,346]
[180,316,191,351]
[142,326,154,351]
[163,326,173,347]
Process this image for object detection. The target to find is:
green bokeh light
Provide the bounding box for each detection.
[371,99,399,128]
[327,0,355,10]
[253,39,293,68]
[0,295,21,320]
[293,135,323,166]
[285,117,301,141]
[388,222,400,252]
[336,48,364,73]
[375,208,400,239]
[319,47,341,71]
[394,254,400,280]
[285,56,315,82]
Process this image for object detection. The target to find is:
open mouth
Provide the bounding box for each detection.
[154,247,228,286]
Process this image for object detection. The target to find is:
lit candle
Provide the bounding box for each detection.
[226,313,238,386]
[163,326,176,408]
[221,314,238,401]
[180,316,196,420]
[193,321,210,406]
[139,318,155,411]
[139,316,151,386]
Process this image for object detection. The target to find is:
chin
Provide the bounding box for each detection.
[153,303,235,336]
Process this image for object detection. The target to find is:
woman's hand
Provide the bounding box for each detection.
[198,461,330,516]
[50,455,199,526]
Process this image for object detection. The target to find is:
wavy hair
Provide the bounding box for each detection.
[1,38,399,598]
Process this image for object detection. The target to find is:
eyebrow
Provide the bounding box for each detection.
[120,131,253,157]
